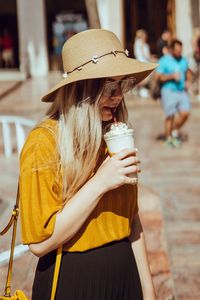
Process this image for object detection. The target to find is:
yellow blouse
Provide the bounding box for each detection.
[19,118,138,252]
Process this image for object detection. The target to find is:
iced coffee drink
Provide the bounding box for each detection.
[104,122,138,182]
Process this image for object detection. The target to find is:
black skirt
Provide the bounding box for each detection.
[32,238,143,300]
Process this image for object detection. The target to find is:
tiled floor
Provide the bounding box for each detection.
[0,81,21,98]
[0,76,200,299]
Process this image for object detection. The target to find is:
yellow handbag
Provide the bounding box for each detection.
[0,185,62,300]
[0,290,28,300]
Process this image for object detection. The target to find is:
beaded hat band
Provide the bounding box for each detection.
[42,29,157,102]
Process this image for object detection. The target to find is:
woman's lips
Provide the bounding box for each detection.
[103,106,117,112]
[103,108,112,115]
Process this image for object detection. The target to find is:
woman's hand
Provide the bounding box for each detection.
[94,148,140,193]
[143,290,156,300]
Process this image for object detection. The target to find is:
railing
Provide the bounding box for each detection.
[0,115,36,157]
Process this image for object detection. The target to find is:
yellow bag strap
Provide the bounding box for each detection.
[0,185,19,297]
[50,246,62,300]
[0,123,62,298]
[1,183,63,299]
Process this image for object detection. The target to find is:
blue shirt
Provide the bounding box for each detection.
[157,54,189,91]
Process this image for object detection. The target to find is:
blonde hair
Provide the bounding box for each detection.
[47,79,128,204]
[135,29,147,41]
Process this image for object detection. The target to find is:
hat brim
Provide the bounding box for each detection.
[42,56,158,102]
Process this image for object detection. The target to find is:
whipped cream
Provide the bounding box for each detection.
[104,122,133,139]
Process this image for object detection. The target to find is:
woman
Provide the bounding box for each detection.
[19,29,157,299]
[133,29,152,98]
[134,29,151,63]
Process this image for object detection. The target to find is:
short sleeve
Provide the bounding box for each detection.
[156,57,167,74]
[19,127,62,244]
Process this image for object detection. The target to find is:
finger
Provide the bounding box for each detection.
[122,165,141,175]
[114,148,138,160]
[125,176,138,185]
[102,155,111,165]
[120,156,140,167]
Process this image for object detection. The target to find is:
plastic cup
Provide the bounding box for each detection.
[103,123,138,183]
[104,131,135,155]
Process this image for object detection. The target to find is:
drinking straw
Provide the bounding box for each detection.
[111,108,117,123]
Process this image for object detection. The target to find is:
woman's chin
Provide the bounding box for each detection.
[100,109,114,121]
[101,115,113,122]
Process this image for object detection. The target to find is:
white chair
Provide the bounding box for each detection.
[0,115,36,157]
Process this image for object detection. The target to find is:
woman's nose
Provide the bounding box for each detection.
[112,86,123,97]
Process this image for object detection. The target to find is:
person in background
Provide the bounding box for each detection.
[52,17,65,70]
[1,29,14,68]
[156,39,192,147]
[133,29,152,98]
[157,29,172,58]
[192,27,200,101]
[151,30,171,102]
[134,29,151,63]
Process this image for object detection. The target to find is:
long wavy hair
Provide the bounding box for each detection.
[46,78,128,204]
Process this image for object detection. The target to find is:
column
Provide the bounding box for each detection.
[175,0,193,59]
[96,0,124,46]
[17,0,49,77]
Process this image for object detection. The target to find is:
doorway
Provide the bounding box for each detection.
[124,0,171,57]
[0,0,19,69]
[45,0,89,70]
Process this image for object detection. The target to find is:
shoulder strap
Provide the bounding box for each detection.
[50,246,63,300]
[0,186,19,236]
[0,185,19,297]
[0,121,62,298]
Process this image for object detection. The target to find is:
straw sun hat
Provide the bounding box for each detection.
[42,29,157,102]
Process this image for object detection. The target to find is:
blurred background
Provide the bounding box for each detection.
[0,1,200,299]
[0,0,199,75]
